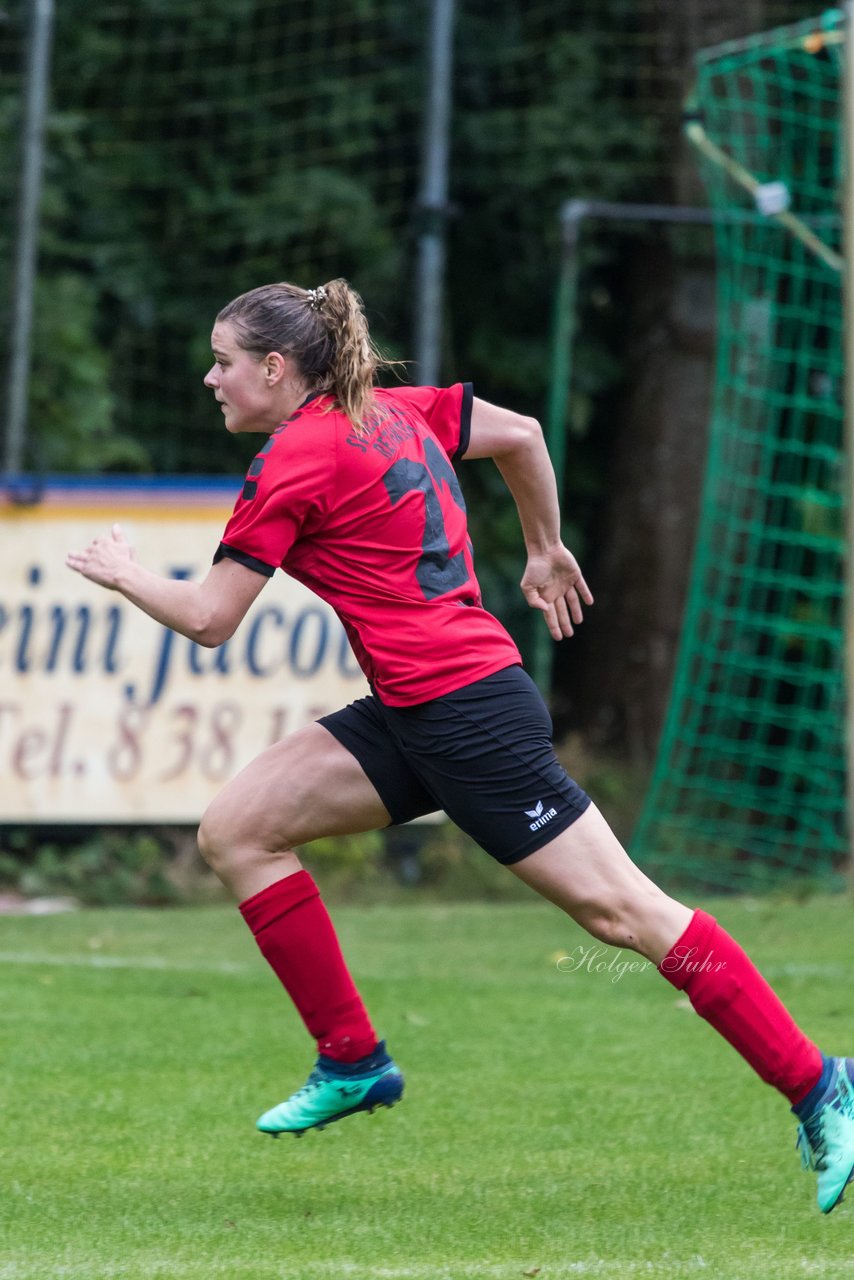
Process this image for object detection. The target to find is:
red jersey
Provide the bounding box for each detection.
[214,383,522,705]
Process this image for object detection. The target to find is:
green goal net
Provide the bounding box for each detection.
[631,10,847,892]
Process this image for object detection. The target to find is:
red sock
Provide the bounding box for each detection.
[657,909,822,1104]
[239,871,378,1063]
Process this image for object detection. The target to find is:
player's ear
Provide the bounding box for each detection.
[263,351,291,385]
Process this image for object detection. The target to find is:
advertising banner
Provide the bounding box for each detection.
[0,478,368,822]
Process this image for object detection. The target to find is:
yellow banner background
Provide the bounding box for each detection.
[0,492,368,822]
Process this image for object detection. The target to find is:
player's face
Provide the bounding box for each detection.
[204,321,282,434]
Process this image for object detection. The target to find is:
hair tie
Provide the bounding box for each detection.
[306,286,327,312]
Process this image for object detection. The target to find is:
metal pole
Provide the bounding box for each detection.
[543,198,790,509]
[532,203,586,694]
[844,1,854,890]
[3,0,55,480]
[545,200,724,475]
[413,0,455,385]
[538,200,725,698]
[540,199,816,700]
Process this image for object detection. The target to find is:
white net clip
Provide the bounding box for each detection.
[754,181,790,216]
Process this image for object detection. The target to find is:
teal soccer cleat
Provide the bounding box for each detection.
[796,1056,854,1213]
[257,1042,404,1137]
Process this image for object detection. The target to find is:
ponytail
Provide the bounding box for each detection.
[319,279,382,428]
[217,277,397,430]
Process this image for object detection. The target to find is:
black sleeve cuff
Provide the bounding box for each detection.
[455,382,473,459]
[213,542,277,578]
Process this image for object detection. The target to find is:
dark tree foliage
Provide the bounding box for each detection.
[0,0,820,665]
[2,0,652,471]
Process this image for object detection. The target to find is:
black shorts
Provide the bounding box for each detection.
[317,664,591,865]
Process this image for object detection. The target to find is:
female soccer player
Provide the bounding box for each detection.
[67,278,854,1213]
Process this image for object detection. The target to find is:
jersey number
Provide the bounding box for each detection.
[383,439,471,601]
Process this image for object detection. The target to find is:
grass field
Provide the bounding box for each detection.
[1,893,853,1279]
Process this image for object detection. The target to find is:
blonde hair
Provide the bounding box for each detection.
[217,278,392,428]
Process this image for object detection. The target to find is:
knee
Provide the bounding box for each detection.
[576,903,641,951]
[197,790,255,874]
[570,882,670,951]
[573,885,683,956]
[196,804,229,873]
[197,786,299,879]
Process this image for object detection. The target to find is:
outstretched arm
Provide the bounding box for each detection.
[66,523,267,646]
[465,398,593,640]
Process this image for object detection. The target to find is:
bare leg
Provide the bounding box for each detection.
[197,721,394,1063]
[197,721,391,900]
[508,801,692,962]
[510,800,823,1106]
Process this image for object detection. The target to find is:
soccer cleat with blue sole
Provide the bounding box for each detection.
[796,1056,854,1213]
[257,1049,404,1137]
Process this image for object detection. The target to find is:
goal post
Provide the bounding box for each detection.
[845,1,854,891]
[629,10,848,892]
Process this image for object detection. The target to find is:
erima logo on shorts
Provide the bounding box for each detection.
[525,800,558,832]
